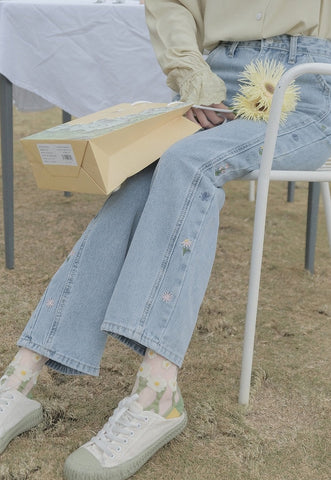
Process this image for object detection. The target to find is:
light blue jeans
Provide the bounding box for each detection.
[18,35,331,374]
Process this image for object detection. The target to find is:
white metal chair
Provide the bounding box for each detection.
[238,63,331,405]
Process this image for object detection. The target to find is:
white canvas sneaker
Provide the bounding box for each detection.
[0,389,43,454]
[64,394,187,480]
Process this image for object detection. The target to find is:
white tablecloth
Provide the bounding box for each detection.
[0,0,173,116]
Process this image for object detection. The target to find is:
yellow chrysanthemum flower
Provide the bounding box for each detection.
[232,59,300,123]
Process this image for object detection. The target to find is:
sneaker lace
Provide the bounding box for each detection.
[91,394,148,458]
[0,390,14,413]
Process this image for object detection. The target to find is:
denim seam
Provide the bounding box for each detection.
[44,218,97,346]
[270,118,331,163]
[138,169,204,328]
[274,133,331,162]
[26,287,49,336]
[210,133,265,173]
[209,114,329,176]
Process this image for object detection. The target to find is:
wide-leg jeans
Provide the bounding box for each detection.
[18,35,331,375]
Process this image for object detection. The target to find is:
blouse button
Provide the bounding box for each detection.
[256,12,263,21]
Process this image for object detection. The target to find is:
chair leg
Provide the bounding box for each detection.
[287,181,295,202]
[249,180,255,201]
[321,182,331,255]
[239,177,270,405]
[305,182,320,273]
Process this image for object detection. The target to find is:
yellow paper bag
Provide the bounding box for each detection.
[21,102,200,195]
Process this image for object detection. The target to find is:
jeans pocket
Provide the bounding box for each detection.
[306,53,331,96]
[293,54,331,124]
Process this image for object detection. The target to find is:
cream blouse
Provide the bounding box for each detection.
[145,0,331,104]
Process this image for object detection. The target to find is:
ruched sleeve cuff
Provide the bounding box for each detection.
[167,68,227,106]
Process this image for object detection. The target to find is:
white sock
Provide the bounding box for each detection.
[132,349,184,418]
[0,348,47,396]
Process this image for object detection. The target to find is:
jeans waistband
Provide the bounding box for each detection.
[223,35,331,61]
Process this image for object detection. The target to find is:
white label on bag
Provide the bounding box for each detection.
[37,144,77,166]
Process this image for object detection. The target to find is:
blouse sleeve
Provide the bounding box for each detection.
[144,0,226,105]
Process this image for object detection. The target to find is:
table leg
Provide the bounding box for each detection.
[305,182,320,274]
[0,74,14,269]
[62,110,73,197]
[287,181,295,202]
[62,110,71,124]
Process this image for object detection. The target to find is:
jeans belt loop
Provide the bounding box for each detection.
[288,35,298,64]
[228,41,239,57]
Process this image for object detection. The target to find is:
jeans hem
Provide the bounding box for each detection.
[102,321,184,367]
[17,337,100,376]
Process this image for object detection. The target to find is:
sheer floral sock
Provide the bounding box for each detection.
[132,349,184,419]
[0,348,47,396]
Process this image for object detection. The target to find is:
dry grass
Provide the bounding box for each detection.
[0,107,330,480]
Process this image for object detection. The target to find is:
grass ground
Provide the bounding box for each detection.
[0,108,330,480]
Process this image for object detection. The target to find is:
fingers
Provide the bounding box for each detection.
[185,108,200,125]
[185,103,236,129]
[194,107,224,129]
[210,103,236,121]
[185,107,225,129]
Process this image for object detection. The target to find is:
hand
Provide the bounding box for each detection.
[185,103,235,129]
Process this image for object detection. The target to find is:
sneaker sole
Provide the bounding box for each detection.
[64,410,188,480]
[0,406,43,454]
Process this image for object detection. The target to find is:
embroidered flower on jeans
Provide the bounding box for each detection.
[181,238,192,255]
[46,298,55,308]
[162,291,173,303]
[200,192,211,202]
[215,163,229,176]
